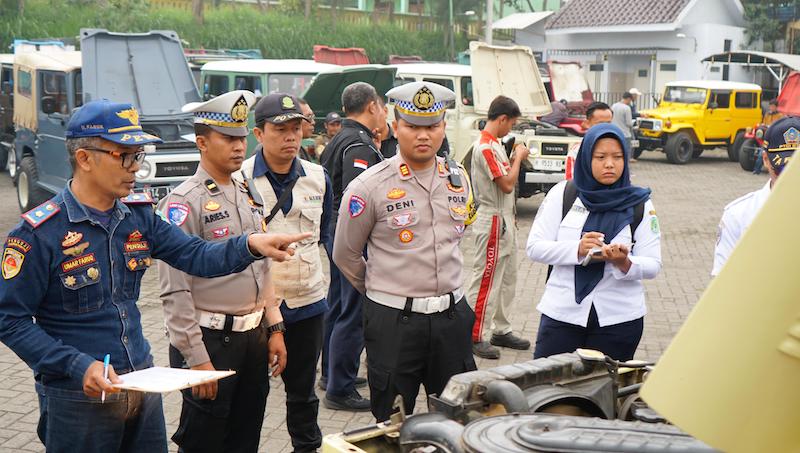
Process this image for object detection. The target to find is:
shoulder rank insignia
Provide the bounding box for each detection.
[205,179,221,195]
[121,192,153,205]
[22,201,60,228]
[399,163,411,178]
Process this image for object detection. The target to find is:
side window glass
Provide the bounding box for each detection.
[1,68,12,95]
[234,75,262,96]
[74,71,83,108]
[40,72,68,115]
[204,74,229,98]
[461,77,473,106]
[18,69,32,97]
[710,90,730,109]
[734,92,757,109]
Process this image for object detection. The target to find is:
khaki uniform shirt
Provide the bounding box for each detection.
[333,154,470,298]
[472,130,515,215]
[158,165,281,367]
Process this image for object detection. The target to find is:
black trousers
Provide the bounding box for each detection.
[533,305,644,361]
[363,297,477,422]
[281,313,324,453]
[169,324,269,453]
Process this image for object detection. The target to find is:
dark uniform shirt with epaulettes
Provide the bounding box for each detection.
[157,166,282,367]
[320,118,383,219]
[0,185,259,390]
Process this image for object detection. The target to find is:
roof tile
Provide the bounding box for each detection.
[546,0,690,30]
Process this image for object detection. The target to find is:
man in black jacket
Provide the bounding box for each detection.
[319,82,386,411]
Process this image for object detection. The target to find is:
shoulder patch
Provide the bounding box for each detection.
[349,195,366,218]
[167,202,190,226]
[22,201,60,228]
[121,192,154,205]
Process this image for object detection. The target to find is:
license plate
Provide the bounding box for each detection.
[630,140,640,148]
[533,158,564,171]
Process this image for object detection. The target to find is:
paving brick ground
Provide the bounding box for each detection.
[0,149,768,451]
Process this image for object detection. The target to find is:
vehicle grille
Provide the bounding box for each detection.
[638,120,655,129]
[155,161,199,178]
[541,143,569,156]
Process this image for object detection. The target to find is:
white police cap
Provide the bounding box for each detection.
[386,81,455,126]
[182,90,256,137]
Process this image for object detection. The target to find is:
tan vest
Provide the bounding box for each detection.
[240,156,326,308]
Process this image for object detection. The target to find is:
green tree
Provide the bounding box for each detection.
[742,0,790,52]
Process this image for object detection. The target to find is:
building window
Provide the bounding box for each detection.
[589,64,603,72]
[710,67,721,73]
[408,0,425,14]
[734,92,758,109]
[638,69,648,77]
[318,0,359,8]
[18,69,31,97]
[710,90,731,109]
[660,63,677,71]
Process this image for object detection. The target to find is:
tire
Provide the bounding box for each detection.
[738,138,758,172]
[0,147,7,171]
[692,147,703,158]
[632,146,644,159]
[17,156,50,212]
[7,145,16,180]
[664,132,694,164]
[728,131,746,162]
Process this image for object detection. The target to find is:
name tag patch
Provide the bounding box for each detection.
[62,253,97,272]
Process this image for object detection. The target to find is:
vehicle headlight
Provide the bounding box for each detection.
[755,129,764,139]
[136,160,153,180]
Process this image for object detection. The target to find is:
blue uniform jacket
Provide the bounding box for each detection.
[0,185,259,390]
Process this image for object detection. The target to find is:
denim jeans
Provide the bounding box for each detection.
[35,382,167,453]
[753,149,764,174]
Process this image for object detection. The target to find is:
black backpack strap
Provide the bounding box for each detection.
[547,181,578,281]
[630,200,646,246]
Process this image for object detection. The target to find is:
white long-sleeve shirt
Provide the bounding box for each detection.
[526,181,662,327]
[711,181,771,277]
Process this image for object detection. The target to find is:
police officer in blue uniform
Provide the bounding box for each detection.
[0,99,309,453]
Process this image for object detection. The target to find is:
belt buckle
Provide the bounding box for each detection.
[427,297,443,313]
[208,313,223,330]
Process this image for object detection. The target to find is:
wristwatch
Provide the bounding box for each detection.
[266,321,286,336]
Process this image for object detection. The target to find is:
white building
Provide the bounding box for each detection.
[497,0,750,108]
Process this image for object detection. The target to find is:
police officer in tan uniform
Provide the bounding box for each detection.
[333,81,477,421]
[158,90,287,453]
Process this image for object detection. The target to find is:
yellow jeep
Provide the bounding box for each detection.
[636,80,762,164]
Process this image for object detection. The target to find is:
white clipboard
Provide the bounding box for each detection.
[111,367,235,393]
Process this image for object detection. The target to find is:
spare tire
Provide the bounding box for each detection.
[739,138,759,171]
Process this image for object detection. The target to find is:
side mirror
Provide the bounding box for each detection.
[709,101,719,110]
[478,119,487,131]
[41,96,57,115]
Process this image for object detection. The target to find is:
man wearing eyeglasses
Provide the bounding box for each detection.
[0,99,309,453]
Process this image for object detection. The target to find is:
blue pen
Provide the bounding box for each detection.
[101,354,110,403]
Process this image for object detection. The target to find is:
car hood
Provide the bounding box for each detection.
[302,64,396,122]
[548,61,592,105]
[80,28,200,117]
[470,42,551,117]
[641,102,704,121]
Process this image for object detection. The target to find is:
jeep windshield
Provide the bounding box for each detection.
[663,87,707,104]
[267,74,315,97]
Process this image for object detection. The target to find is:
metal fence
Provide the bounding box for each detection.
[592,91,663,111]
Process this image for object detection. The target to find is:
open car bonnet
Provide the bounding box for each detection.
[80,29,200,117]
[301,64,397,121]
[470,42,551,117]
[548,61,593,105]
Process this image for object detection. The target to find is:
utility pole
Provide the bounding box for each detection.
[485,0,493,44]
